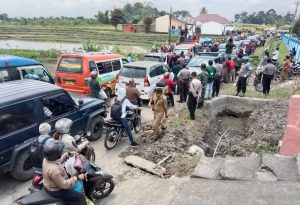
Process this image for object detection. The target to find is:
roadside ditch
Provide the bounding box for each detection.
[121,96,289,178]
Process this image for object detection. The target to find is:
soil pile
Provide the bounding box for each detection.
[122,111,213,177]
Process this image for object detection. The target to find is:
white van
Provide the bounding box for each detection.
[116,61,174,100]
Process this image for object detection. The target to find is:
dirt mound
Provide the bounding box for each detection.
[244,100,289,153]
[122,111,213,177]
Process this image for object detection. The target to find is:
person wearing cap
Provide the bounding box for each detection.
[161,72,176,107]
[188,72,202,120]
[89,71,101,99]
[148,87,168,138]
[236,56,251,97]
[126,79,141,106]
[177,64,190,103]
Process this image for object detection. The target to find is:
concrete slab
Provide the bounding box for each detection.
[171,178,300,205]
[192,157,225,180]
[220,156,261,180]
[262,154,299,181]
[125,155,166,176]
[255,171,277,182]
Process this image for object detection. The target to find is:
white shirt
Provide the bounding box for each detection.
[189,79,202,98]
[121,99,137,118]
[272,50,279,60]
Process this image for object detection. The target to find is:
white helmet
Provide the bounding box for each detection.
[39,123,51,135]
[55,118,73,134]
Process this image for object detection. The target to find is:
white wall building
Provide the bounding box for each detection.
[155,15,187,33]
[195,14,231,35]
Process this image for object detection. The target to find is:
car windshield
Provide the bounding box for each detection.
[187,57,212,67]
[144,56,164,62]
[57,57,83,74]
[120,66,146,78]
[18,65,50,82]
[174,49,189,56]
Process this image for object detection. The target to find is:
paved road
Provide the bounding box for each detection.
[0,97,180,204]
[172,178,300,205]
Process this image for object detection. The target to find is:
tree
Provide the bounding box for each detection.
[95,10,110,24]
[292,18,300,36]
[173,10,191,19]
[144,16,154,33]
[110,9,124,30]
[200,7,207,15]
[0,13,9,22]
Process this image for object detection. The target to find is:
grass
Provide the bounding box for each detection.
[0,24,178,48]
[255,142,278,155]
[268,38,288,64]
[0,49,60,61]
[220,80,300,100]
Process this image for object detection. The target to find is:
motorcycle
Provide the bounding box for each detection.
[292,61,300,76]
[14,156,115,205]
[52,132,95,163]
[104,109,141,150]
[75,134,96,163]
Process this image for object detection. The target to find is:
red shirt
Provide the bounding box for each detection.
[226,60,235,71]
[162,77,176,94]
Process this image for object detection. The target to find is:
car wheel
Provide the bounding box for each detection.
[10,149,34,181]
[87,116,104,141]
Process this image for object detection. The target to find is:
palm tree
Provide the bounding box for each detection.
[200,7,207,15]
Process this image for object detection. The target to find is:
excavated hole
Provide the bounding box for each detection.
[204,109,252,157]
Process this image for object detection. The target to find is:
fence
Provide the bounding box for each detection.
[282,34,300,61]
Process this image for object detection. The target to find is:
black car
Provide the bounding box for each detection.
[0,80,106,181]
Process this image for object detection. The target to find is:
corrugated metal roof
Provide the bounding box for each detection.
[0,80,61,108]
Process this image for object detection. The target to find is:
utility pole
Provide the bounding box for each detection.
[169,6,172,45]
[291,0,300,34]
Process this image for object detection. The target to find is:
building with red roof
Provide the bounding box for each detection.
[195,14,232,35]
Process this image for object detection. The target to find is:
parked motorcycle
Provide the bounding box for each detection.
[14,156,114,205]
[104,109,141,150]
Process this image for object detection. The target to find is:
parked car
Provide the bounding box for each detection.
[144,53,170,64]
[116,61,174,100]
[55,53,128,97]
[0,80,106,181]
[174,43,199,58]
[0,55,54,84]
[187,53,218,75]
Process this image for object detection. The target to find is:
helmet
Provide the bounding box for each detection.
[43,139,64,161]
[242,56,249,61]
[55,118,73,134]
[39,123,51,135]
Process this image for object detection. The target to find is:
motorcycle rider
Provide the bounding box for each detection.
[30,123,52,168]
[126,78,141,106]
[114,88,141,147]
[43,139,87,205]
[54,118,89,153]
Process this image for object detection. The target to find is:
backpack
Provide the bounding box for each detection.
[29,136,51,168]
[110,98,125,119]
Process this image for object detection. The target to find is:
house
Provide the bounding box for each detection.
[195,14,231,35]
[155,15,187,33]
[122,24,146,33]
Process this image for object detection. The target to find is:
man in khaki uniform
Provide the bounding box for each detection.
[148,88,168,137]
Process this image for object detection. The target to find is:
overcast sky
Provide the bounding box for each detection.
[0,0,296,20]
